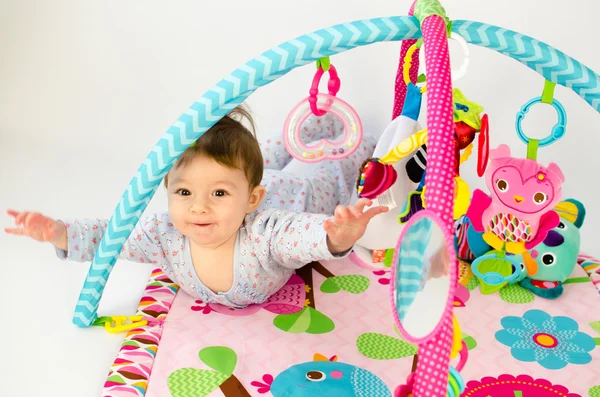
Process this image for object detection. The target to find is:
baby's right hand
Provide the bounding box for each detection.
[5,210,67,248]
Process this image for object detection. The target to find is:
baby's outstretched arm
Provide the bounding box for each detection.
[5,210,67,250]
[324,198,389,255]
[5,209,168,264]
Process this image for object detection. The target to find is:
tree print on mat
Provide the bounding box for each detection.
[462,374,581,397]
[168,346,251,397]
[272,262,369,335]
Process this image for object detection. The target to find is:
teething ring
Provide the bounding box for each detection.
[283,93,363,163]
[471,252,523,286]
[402,32,470,92]
[515,97,567,147]
[309,64,341,116]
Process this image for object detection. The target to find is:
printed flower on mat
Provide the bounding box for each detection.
[495,309,596,370]
[462,374,581,397]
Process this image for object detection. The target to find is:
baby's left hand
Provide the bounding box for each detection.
[324,198,389,255]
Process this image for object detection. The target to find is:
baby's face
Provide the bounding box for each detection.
[166,155,263,249]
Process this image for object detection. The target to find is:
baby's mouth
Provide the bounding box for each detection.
[193,223,214,228]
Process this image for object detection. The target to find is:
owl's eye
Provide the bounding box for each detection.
[306,371,326,382]
[542,253,556,266]
[533,192,548,205]
[558,222,566,230]
[496,179,508,192]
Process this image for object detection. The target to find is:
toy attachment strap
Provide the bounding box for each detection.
[92,315,149,333]
[309,63,341,116]
[527,138,539,161]
[316,56,331,72]
[516,80,567,147]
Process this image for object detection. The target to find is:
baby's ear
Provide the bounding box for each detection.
[489,144,511,160]
[547,162,565,183]
[247,185,266,213]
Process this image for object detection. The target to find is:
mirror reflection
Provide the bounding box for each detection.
[394,216,452,339]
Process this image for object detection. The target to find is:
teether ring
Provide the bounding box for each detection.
[403,31,470,92]
[283,64,363,163]
[471,252,523,286]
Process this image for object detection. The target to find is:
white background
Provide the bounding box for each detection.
[1,0,599,396]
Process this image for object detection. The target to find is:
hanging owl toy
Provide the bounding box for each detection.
[465,144,565,255]
[466,80,568,291]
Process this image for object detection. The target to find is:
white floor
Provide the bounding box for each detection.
[0,237,155,396]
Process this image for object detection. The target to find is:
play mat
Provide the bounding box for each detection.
[56,0,600,395]
[100,253,600,397]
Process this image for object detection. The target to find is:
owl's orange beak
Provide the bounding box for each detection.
[514,195,524,204]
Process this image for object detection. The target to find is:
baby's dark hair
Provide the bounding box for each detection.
[164,105,264,189]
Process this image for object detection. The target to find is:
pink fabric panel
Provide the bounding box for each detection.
[413,14,457,397]
[392,0,421,119]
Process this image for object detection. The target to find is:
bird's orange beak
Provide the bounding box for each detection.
[514,195,524,204]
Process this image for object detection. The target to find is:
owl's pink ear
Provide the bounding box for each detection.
[547,162,565,183]
[489,144,511,160]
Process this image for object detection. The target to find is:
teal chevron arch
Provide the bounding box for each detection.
[452,20,600,112]
[73,16,600,327]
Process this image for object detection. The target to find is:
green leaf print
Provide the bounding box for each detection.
[198,346,237,376]
[273,306,335,334]
[356,333,417,360]
[168,368,228,397]
[320,275,370,294]
[499,284,535,304]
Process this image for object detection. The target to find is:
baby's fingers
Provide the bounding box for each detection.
[362,206,389,221]
[4,227,27,236]
[334,205,351,221]
[6,209,20,218]
[353,198,373,213]
[323,219,338,234]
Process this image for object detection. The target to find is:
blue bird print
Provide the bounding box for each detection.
[267,353,391,397]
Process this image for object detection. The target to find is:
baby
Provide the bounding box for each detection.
[5,106,387,308]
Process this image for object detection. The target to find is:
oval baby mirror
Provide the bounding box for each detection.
[391,210,456,341]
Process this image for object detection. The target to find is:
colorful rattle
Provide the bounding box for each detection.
[283,60,363,163]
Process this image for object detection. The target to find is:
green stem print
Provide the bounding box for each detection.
[273,262,335,334]
[168,346,251,397]
[589,385,600,397]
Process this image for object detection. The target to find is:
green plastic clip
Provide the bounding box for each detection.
[541,80,556,104]
[527,138,539,161]
[316,57,331,72]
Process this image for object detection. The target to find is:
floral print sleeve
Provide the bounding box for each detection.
[246,209,351,270]
[55,213,174,266]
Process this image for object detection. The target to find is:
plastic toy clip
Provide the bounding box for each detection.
[98,315,148,333]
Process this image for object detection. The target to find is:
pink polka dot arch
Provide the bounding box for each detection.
[71,0,600,396]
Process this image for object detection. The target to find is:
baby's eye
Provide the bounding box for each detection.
[176,189,191,196]
[213,190,227,197]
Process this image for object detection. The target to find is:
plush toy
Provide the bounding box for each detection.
[516,198,586,298]
[465,144,565,256]
[456,198,586,299]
